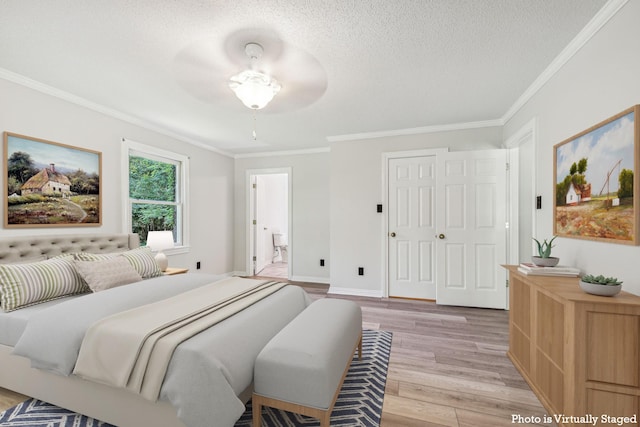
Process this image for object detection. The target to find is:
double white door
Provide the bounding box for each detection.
[388,150,507,309]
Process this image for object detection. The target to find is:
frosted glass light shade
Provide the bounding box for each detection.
[229,70,281,110]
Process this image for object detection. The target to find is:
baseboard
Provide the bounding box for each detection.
[289,275,330,285]
[226,270,248,277]
[328,287,384,298]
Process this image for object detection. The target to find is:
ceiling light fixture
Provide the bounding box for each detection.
[228,43,281,110]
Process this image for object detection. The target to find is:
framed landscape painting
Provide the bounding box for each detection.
[3,132,102,228]
[554,105,640,245]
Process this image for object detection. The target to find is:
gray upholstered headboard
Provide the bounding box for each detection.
[0,233,140,264]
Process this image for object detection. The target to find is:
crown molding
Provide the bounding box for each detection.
[234,146,330,159]
[327,119,504,143]
[0,67,234,158]
[501,0,629,123]
[329,0,628,143]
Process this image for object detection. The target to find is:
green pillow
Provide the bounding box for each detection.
[0,256,88,312]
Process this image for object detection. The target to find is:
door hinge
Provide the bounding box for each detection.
[506,279,509,288]
[252,219,256,225]
[252,183,256,189]
[253,256,257,262]
[506,162,510,171]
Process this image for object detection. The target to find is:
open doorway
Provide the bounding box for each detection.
[248,170,290,279]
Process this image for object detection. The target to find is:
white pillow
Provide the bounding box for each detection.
[73,257,143,292]
[74,247,162,279]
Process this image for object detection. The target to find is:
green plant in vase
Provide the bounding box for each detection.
[532,236,558,267]
[580,274,623,297]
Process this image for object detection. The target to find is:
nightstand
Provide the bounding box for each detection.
[164,267,188,275]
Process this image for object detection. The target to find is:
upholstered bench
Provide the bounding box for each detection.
[252,298,362,427]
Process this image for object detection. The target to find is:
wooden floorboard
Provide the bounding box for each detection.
[0,280,554,426]
[301,283,554,426]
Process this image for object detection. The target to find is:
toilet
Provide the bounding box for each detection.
[272,232,288,263]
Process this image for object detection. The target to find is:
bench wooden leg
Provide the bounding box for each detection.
[252,394,262,427]
[254,331,363,426]
[320,410,331,427]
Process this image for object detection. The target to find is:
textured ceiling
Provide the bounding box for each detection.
[0,0,608,155]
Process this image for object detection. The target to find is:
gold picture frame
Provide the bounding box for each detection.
[4,132,102,228]
[553,105,640,245]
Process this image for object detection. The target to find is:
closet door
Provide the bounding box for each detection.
[388,156,437,300]
[435,149,507,309]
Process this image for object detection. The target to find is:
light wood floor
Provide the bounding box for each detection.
[256,262,288,279]
[0,281,553,426]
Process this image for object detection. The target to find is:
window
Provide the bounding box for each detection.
[122,139,189,250]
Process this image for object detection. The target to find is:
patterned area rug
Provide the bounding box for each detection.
[0,330,392,427]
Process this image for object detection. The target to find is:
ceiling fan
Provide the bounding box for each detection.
[173,28,328,114]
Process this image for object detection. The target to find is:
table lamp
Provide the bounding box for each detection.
[146,230,174,271]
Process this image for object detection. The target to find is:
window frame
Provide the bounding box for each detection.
[121,138,189,254]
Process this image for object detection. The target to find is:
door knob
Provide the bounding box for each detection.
[437,233,445,239]
[389,232,396,237]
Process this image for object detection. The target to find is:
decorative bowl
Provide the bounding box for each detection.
[579,280,622,297]
[531,256,559,267]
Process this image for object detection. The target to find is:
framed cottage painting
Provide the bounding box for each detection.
[3,132,102,227]
[554,105,640,245]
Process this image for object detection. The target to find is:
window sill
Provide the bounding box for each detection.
[166,246,189,256]
[146,246,190,256]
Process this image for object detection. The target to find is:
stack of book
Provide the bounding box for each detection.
[517,262,580,277]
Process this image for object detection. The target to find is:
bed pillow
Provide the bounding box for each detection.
[75,247,163,279]
[73,257,143,292]
[0,256,88,312]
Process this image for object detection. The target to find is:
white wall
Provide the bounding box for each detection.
[504,0,640,295]
[329,127,503,296]
[0,78,235,275]
[234,152,330,282]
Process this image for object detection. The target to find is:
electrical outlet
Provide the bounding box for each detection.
[320,259,325,267]
[196,261,201,270]
[358,267,364,276]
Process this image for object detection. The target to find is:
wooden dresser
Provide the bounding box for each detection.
[505,266,640,425]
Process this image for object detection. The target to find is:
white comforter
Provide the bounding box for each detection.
[12,274,311,427]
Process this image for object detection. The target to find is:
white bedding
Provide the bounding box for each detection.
[10,273,312,427]
[0,294,83,346]
[74,278,287,401]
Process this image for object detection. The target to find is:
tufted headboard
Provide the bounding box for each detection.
[0,234,140,264]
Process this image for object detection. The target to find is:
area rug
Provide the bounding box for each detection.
[0,329,392,427]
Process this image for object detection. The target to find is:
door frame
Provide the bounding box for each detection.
[381,148,448,298]
[504,118,537,265]
[245,167,292,277]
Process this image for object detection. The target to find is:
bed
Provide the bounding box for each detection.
[0,233,311,427]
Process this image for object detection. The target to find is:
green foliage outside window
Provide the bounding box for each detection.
[129,156,177,244]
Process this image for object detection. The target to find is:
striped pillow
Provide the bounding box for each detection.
[75,247,162,279]
[0,256,89,312]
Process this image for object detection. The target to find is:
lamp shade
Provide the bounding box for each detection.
[146,231,174,271]
[146,231,174,251]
